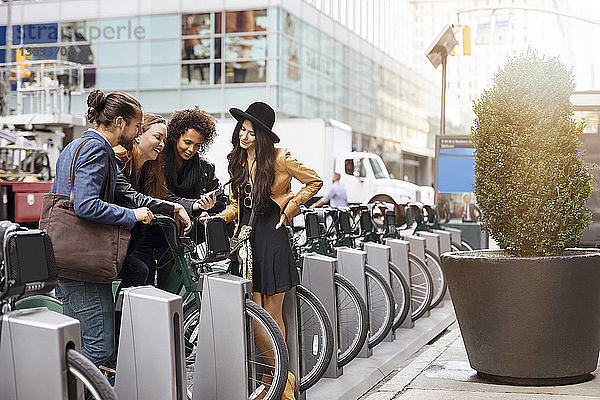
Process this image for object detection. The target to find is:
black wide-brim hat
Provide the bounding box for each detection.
[229,102,280,143]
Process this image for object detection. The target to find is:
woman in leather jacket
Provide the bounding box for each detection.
[218,102,322,400]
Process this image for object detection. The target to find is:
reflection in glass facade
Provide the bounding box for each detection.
[0,3,464,184]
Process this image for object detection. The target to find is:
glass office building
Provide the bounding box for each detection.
[0,0,468,185]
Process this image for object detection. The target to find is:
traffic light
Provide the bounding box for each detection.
[463,26,471,55]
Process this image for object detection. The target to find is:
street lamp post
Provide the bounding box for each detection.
[425,25,458,135]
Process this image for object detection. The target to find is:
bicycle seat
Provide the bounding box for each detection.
[349,204,369,213]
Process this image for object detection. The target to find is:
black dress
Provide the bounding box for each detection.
[237,188,299,295]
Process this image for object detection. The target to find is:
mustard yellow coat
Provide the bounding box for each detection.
[218,148,323,225]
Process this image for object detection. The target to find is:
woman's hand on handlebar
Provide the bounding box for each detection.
[173,204,192,234]
[134,207,154,224]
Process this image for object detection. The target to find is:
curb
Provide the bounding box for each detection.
[305,304,456,400]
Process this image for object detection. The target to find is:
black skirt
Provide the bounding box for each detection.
[235,194,299,295]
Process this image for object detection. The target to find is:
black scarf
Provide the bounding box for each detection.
[163,148,203,197]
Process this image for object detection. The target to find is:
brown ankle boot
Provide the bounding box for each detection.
[281,372,296,400]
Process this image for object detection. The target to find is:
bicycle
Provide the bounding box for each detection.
[289,209,369,367]
[292,206,396,358]
[393,203,447,310]
[156,214,338,395]
[0,221,118,400]
[422,204,475,251]
[362,202,435,321]
[152,215,289,400]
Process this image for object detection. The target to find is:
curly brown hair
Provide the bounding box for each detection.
[165,107,216,155]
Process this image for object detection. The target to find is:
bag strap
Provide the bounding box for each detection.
[69,137,111,203]
[248,208,256,226]
[233,208,255,238]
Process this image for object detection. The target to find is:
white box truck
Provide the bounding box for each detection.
[207,118,434,208]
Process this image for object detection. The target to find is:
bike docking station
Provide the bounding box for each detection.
[432,230,452,254]
[363,242,395,342]
[0,306,81,399]
[114,285,186,400]
[301,252,343,378]
[193,272,252,399]
[443,226,463,248]
[384,238,414,329]
[336,246,372,358]
[416,231,447,307]
[400,234,430,318]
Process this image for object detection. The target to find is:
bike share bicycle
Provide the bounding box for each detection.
[153,214,338,397]
[355,202,435,321]
[290,205,404,365]
[422,204,475,251]
[0,221,117,400]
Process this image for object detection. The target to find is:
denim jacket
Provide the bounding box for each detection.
[50,130,136,229]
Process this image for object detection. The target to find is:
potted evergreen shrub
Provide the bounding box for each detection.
[441,49,600,385]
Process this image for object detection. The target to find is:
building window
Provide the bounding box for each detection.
[182,13,212,36]
[181,62,221,85]
[224,35,267,59]
[225,60,266,83]
[225,10,267,33]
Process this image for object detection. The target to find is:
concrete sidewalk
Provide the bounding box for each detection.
[306,304,456,400]
[361,323,600,400]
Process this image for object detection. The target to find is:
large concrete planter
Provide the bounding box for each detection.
[441,249,600,385]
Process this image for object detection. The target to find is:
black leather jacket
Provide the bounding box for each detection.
[114,157,178,252]
[114,158,176,216]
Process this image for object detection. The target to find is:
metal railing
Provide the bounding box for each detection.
[0,60,85,116]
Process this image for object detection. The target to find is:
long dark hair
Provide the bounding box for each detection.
[227,119,276,213]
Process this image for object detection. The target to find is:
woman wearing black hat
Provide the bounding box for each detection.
[218,102,322,399]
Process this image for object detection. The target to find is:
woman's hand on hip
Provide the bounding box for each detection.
[275,213,287,230]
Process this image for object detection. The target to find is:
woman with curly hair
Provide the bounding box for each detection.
[218,102,322,399]
[153,107,228,286]
[163,107,227,220]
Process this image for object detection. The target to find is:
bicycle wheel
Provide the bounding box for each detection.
[424,250,447,309]
[296,285,334,392]
[183,300,289,400]
[334,273,368,367]
[407,253,433,321]
[15,294,63,313]
[364,265,394,348]
[461,240,474,251]
[66,348,118,400]
[245,299,288,400]
[388,262,411,330]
